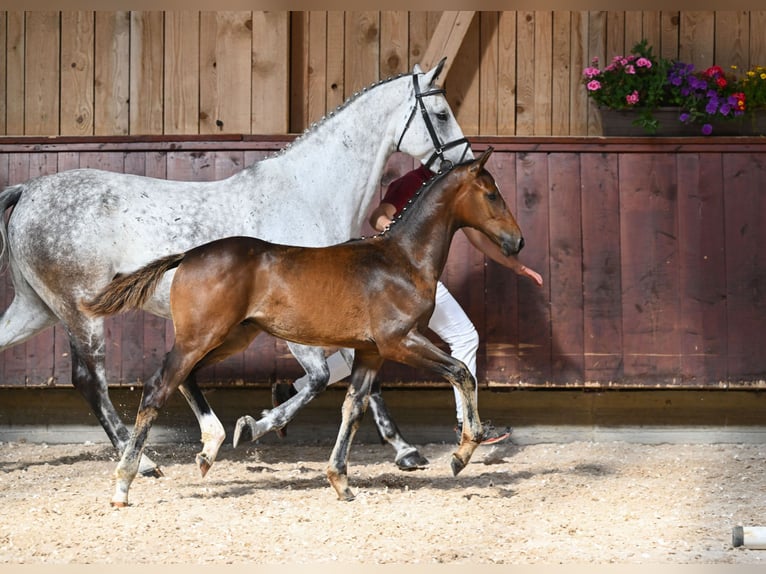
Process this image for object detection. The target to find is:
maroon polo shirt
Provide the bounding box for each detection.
[381,164,435,216]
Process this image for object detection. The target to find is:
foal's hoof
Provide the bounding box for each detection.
[111,500,129,508]
[395,451,429,472]
[140,466,164,479]
[450,453,468,476]
[196,453,213,478]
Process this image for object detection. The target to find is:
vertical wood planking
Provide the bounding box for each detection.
[533,12,553,136]
[586,11,606,136]
[497,12,517,135]
[200,12,252,135]
[679,12,714,69]
[514,152,551,383]
[326,12,345,112]
[750,12,766,67]
[624,11,643,51]
[676,153,727,384]
[642,12,662,55]
[24,12,59,136]
[0,13,6,134]
[304,12,326,126]
[61,11,94,136]
[660,11,680,60]
[722,154,766,380]
[380,11,408,78]
[569,12,588,136]
[164,12,199,135]
[515,12,536,136]
[251,11,289,134]
[479,12,499,135]
[548,153,584,383]
[6,12,23,134]
[484,151,520,384]
[94,11,130,136]
[449,13,480,135]
[344,12,379,96]
[618,154,681,382]
[130,12,164,135]
[714,11,749,70]
[580,152,622,382]
[551,12,571,136]
[606,11,625,59]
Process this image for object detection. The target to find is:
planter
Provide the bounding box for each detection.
[599,107,766,137]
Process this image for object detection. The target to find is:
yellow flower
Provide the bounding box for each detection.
[761,73,766,80]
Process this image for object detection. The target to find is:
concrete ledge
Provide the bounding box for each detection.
[1,387,766,446]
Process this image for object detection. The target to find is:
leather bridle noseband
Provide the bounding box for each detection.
[396,72,471,171]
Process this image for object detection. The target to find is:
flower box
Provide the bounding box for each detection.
[600,107,766,137]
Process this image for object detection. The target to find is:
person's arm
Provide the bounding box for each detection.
[368,201,398,232]
[462,227,543,287]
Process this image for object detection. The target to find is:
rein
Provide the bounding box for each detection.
[396,72,471,171]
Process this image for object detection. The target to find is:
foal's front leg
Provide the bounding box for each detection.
[326,351,383,501]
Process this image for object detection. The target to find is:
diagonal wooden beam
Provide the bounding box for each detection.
[419,11,476,81]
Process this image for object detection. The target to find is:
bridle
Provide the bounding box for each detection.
[396,72,472,171]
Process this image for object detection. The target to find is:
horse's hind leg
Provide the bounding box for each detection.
[326,351,383,501]
[368,379,429,471]
[67,319,161,477]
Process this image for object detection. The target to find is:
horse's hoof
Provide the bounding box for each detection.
[111,500,129,508]
[140,466,164,479]
[233,415,256,448]
[450,453,467,476]
[337,490,356,502]
[395,451,429,472]
[196,453,212,478]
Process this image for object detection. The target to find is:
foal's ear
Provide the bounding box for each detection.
[470,147,494,174]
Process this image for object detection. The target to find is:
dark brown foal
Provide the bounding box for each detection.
[82,147,524,505]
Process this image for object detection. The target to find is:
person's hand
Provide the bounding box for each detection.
[517,264,543,287]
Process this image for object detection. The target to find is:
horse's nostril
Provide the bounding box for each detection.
[518,237,525,252]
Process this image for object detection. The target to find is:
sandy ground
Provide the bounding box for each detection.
[0,438,765,565]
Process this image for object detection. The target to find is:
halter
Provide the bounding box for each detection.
[396,72,471,171]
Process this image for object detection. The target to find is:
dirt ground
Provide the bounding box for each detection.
[0,438,765,565]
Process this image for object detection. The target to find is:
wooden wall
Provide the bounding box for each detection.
[1,135,764,390]
[2,11,766,138]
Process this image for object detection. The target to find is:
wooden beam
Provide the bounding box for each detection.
[419,11,475,80]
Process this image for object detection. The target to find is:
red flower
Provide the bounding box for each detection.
[705,65,725,78]
[716,77,728,88]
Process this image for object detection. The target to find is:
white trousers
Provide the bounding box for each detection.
[293,281,479,424]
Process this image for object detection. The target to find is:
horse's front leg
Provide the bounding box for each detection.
[326,351,383,501]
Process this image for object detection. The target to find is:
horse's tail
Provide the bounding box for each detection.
[81,253,186,317]
[0,184,24,272]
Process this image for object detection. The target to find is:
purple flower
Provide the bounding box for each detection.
[701,124,713,135]
[679,112,691,123]
[706,99,719,114]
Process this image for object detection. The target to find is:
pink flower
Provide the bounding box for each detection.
[587,80,602,91]
[625,65,636,75]
[583,67,601,79]
[636,57,652,68]
[626,90,640,105]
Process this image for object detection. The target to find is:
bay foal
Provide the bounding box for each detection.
[82,147,524,505]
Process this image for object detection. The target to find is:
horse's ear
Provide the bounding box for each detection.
[421,57,447,86]
[412,63,423,74]
[470,147,494,174]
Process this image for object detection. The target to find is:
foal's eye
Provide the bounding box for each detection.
[486,192,498,201]
[435,111,449,122]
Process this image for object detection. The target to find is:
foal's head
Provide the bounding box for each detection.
[450,148,525,256]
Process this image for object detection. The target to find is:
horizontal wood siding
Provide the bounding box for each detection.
[0,135,764,390]
[2,11,766,137]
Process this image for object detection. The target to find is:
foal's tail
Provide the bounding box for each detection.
[81,253,186,317]
[0,185,23,272]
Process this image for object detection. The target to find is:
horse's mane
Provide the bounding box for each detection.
[265,71,412,163]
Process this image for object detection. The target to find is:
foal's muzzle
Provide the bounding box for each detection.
[502,235,525,256]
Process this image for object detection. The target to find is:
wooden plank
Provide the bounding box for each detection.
[0,153,8,384]
[380,11,408,78]
[678,12,714,69]
[714,11,749,70]
[164,12,200,135]
[534,12,553,136]
[288,11,307,133]
[641,11,662,56]
[580,152,622,382]
[516,12,536,136]
[25,12,60,135]
[305,12,326,126]
[344,11,379,96]
[586,11,607,136]
[497,12,517,135]
[569,12,588,136]
[624,11,643,51]
[0,13,6,134]
[94,12,130,136]
[419,11,475,79]
[618,153,681,382]
[130,12,165,135]
[326,12,345,111]
[6,12,24,135]
[548,153,584,383]
[61,11,94,136]
[251,11,289,134]
[750,12,766,68]
[551,12,571,136]
[515,152,551,384]
[407,11,429,70]
[676,153,727,384]
[606,11,625,60]
[200,12,252,135]
[478,12,498,135]
[660,11,680,60]
[448,12,480,135]
[722,154,766,381]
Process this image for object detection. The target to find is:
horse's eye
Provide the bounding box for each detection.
[435,111,449,122]
[486,192,498,201]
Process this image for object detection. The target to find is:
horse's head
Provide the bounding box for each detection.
[394,58,473,172]
[453,148,524,256]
